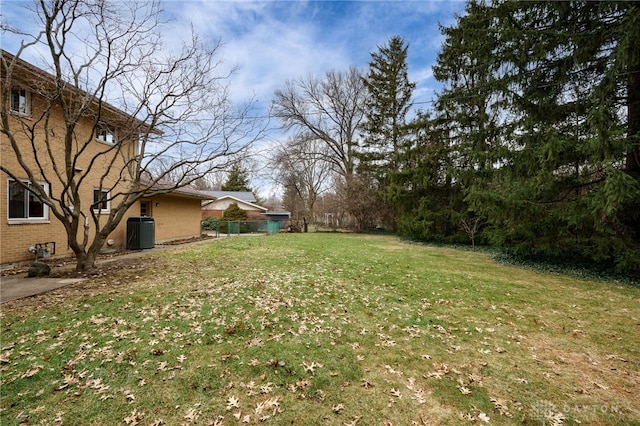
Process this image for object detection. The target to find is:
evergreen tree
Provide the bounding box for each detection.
[360,36,415,175]
[432,0,640,274]
[220,202,249,234]
[433,1,502,182]
[393,2,500,244]
[394,112,464,242]
[489,1,639,274]
[426,1,503,243]
[222,164,253,192]
[222,202,248,221]
[359,36,416,229]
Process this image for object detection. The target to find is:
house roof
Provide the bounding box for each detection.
[201,191,256,203]
[1,49,156,135]
[262,211,291,218]
[139,176,214,200]
[203,195,267,212]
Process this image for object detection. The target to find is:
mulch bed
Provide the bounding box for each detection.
[1,235,215,278]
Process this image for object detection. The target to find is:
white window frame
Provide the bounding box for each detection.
[96,126,117,145]
[10,87,31,116]
[7,179,49,223]
[93,188,111,214]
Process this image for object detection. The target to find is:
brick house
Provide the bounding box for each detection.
[201,192,268,221]
[1,50,211,265]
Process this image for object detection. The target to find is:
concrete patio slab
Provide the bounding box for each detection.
[0,275,86,303]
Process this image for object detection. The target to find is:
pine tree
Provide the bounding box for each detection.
[388,1,502,244]
[359,36,416,229]
[360,36,415,174]
[433,1,502,181]
[412,0,640,274]
[222,164,253,192]
[439,0,640,274]
[394,112,463,242]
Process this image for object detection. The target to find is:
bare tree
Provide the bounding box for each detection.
[460,217,484,251]
[272,67,367,228]
[190,173,221,190]
[272,134,332,222]
[334,173,382,231]
[1,0,263,271]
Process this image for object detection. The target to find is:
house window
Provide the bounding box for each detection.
[93,189,110,213]
[8,179,48,221]
[10,87,31,115]
[96,126,116,144]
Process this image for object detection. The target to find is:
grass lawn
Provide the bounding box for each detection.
[1,233,638,425]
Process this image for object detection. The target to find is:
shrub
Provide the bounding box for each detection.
[202,216,219,231]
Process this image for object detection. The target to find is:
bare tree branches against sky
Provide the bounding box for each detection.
[1,0,466,196]
[168,0,466,111]
[2,0,465,114]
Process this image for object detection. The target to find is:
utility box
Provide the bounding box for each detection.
[126,217,155,250]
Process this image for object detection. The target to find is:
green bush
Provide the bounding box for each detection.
[222,202,248,221]
[201,216,219,231]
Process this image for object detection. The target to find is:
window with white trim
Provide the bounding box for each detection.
[93,189,110,213]
[10,87,31,115]
[96,126,116,144]
[7,179,48,221]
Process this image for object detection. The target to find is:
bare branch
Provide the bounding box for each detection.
[1,0,265,270]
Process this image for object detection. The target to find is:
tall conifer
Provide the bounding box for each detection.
[360,36,415,173]
[431,0,640,274]
[359,36,416,228]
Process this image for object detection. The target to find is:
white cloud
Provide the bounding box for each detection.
[3,0,467,197]
[168,0,359,106]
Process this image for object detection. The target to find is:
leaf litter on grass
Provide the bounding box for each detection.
[1,234,639,425]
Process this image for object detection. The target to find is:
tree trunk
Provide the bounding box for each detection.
[70,234,106,272]
[74,251,98,272]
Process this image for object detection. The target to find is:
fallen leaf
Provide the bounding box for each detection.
[477,412,490,423]
[491,398,513,417]
[302,361,322,374]
[123,409,143,425]
[184,404,201,422]
[342,416,362,426]
[226,396,240,410]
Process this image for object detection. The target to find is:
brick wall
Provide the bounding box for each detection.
[1,69,137,265]
[151,194,203,242]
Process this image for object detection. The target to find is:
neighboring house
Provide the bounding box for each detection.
[202,193,267,220]
[262,211,291,224]
[203,191,257,203]
[0,51,209,265]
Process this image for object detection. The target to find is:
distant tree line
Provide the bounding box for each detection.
[270,1,639,276]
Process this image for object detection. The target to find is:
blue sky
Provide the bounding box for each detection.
[2,0,467,194]
[2,0,466,112]
[169,0,467,109]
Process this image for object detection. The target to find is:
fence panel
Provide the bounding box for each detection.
[201,220,281,237]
